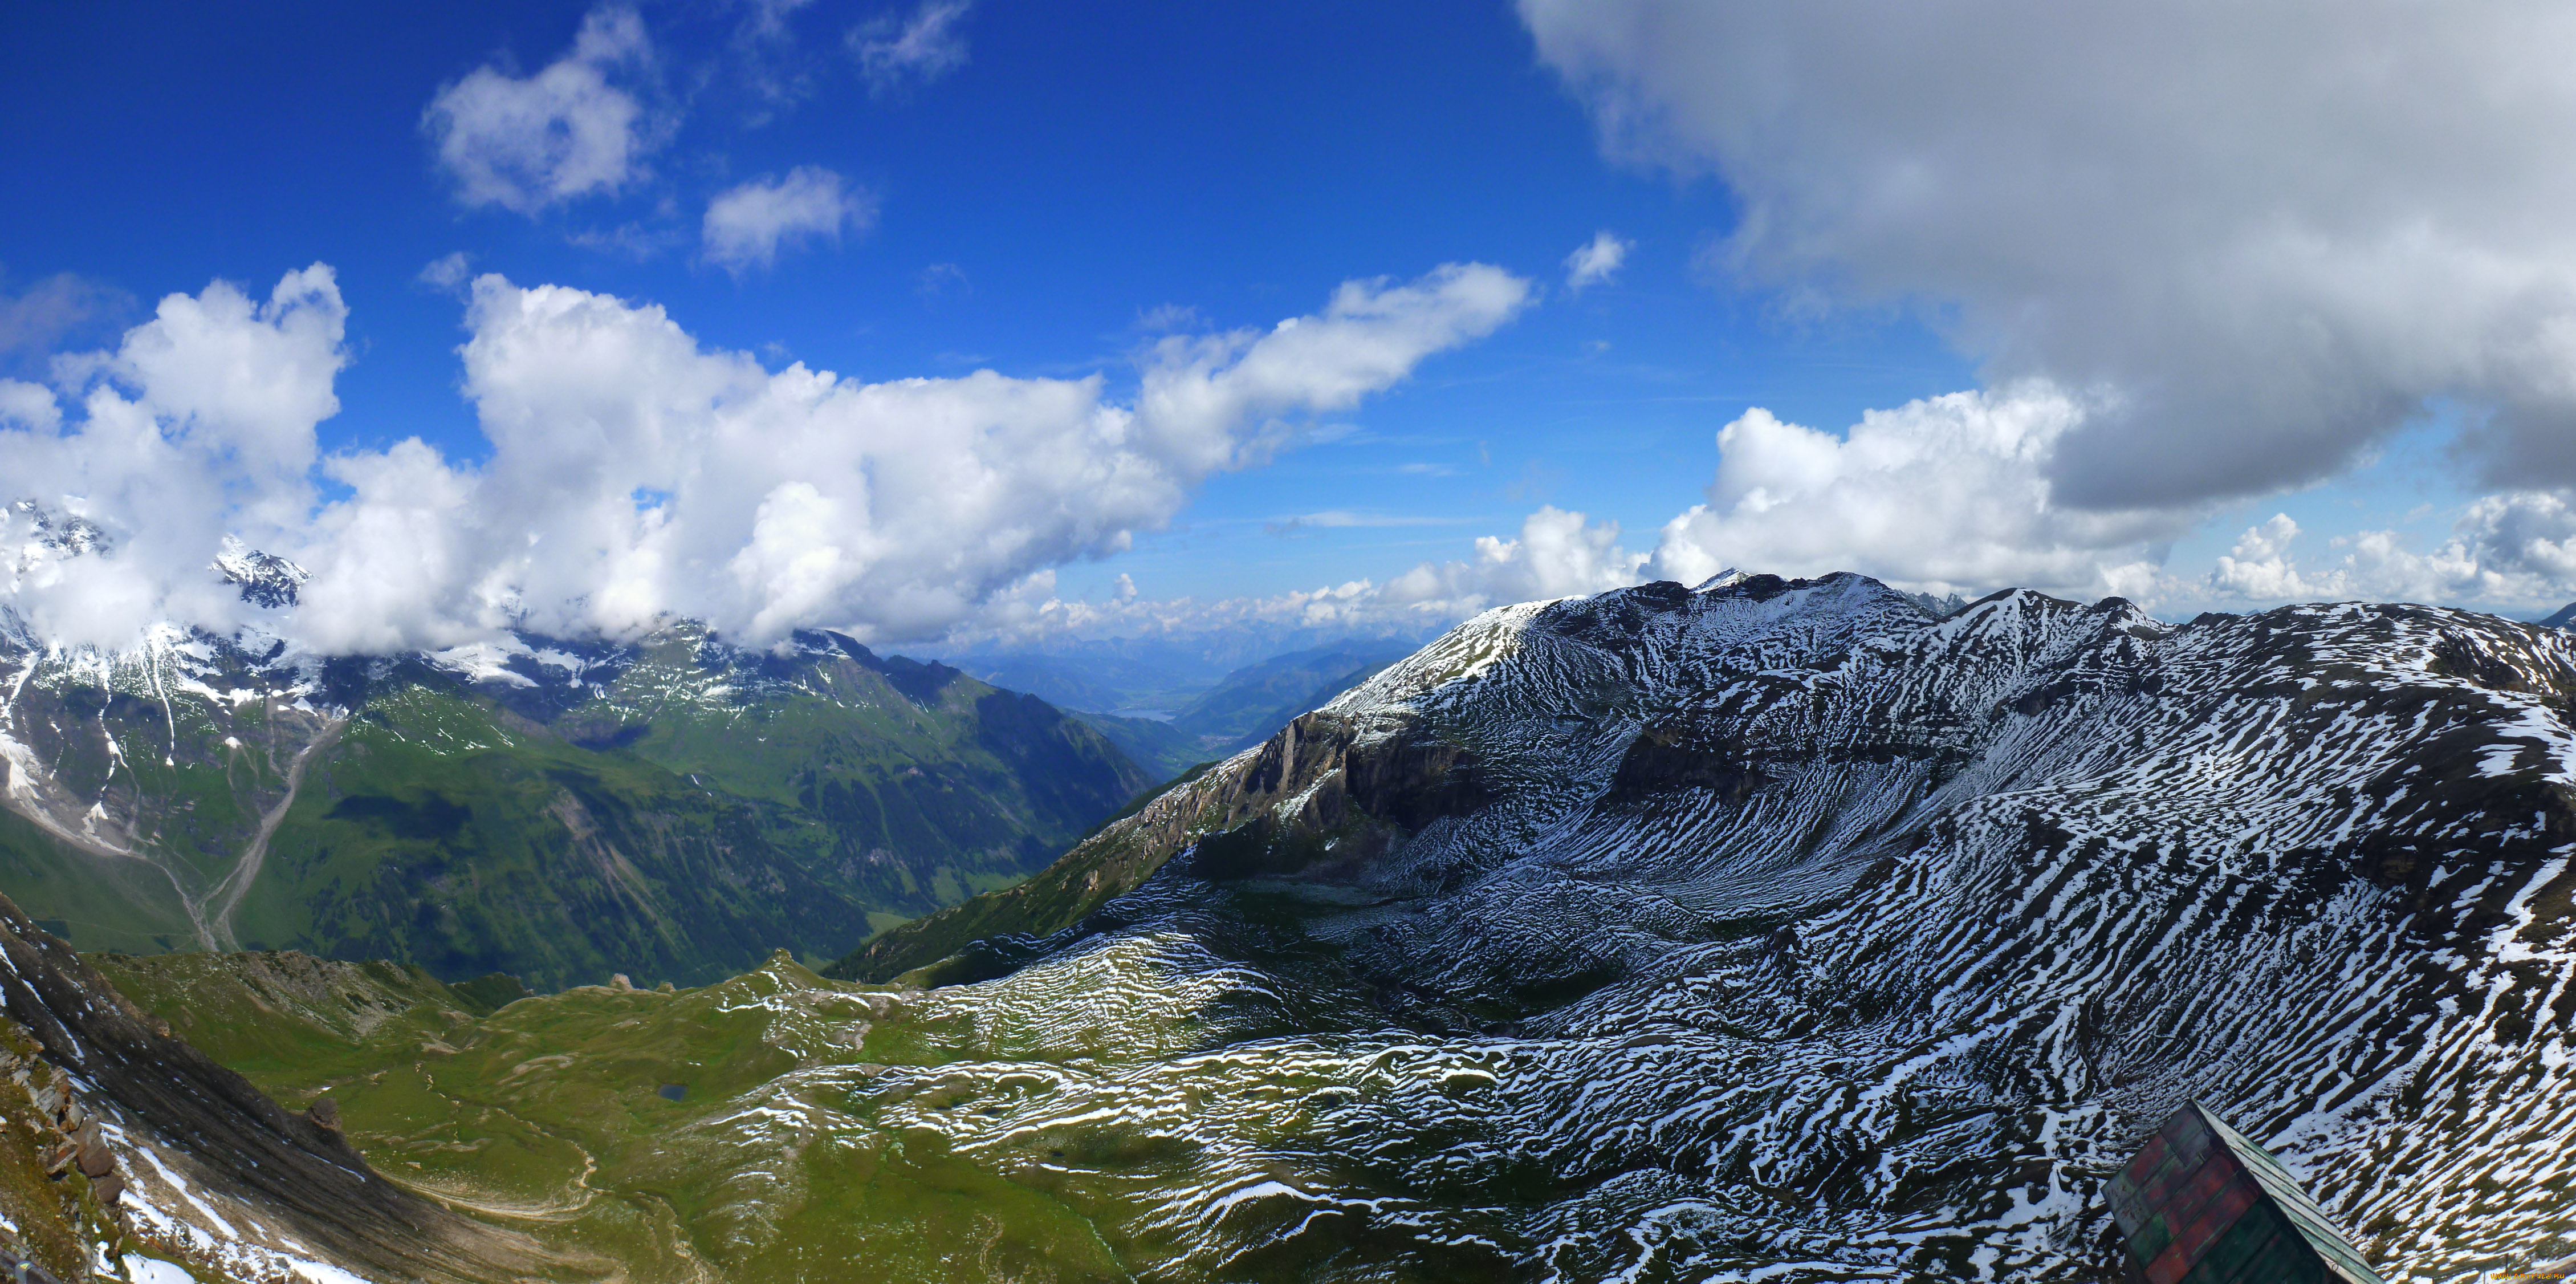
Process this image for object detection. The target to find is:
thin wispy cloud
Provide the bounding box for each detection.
[567,221,691,261]
[702,167,876,275]
[730,0,823,119]
[0,271,129,376]
[1134,303,1206,333]
[416,253,476,294]
[1263,510,1470,537]
[849,1,971,98]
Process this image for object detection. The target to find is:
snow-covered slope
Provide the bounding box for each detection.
[844,572,2576,1279]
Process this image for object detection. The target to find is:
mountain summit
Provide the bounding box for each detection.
[6,572,2573,1281]
[834,572,2573,1278]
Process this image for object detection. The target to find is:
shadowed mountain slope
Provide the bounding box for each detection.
[0,892,585,1283]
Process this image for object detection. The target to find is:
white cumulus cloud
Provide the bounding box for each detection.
[1377,507,1647,616]
[1564,231,1631,291]
[2206,514,2322,601]
[3,267,348,644]
[1133,265,1533,474]
[423,7,660,214]
[1,261,1529,653]
[702,167,876,275]
[2204,494,2576,611]
[1645,384,2179,602]
[1520,0,2576,508]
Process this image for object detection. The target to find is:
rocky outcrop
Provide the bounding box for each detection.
[832,709,1372,982]
[832,701,1527,982]
[824,572,2576,1278]
[0,892,579,1283]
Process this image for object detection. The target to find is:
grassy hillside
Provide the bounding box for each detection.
[228,677,876,989]
[554,631,1154,930]
[96,949,1139,1284]
[0,808,200,954]
[0,627,1151,990]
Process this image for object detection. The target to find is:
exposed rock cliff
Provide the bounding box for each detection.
[0,891,580,1282]
[833,572,2576,1278]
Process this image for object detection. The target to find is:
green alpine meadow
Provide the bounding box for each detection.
[0,624,1147,990]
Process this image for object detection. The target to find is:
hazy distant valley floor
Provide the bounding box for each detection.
[14,575,2576,1282]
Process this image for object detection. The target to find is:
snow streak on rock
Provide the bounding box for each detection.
[846,575,2576,1281]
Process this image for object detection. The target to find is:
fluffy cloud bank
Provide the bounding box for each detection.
[1646,384,2178,602]
[2,263,1529,653]
[2205,497,2576,610]
[1519,0,2576,509]
[1076,382,2576,643]
[3,267,347,644]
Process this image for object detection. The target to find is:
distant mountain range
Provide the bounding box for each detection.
[0,612,1147,990]
[942,627,1431,719]
[1040,640,1418,779]
[9,571,2575,1280]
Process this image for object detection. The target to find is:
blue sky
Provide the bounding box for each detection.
[6,1,2575,653]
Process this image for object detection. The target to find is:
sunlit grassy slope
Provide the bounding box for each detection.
[95,948,1150,1284]
[1,625,1151,991]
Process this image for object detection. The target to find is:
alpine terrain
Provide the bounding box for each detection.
[0,541,1150,990]
[3,571,2571,1282]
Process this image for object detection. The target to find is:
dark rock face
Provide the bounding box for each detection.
[0,892,565,1282]
[1602,724,1765,804]
[1344,728,1488,830]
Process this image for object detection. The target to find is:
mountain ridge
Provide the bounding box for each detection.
[823,570,2576,1278]
[0,612,1149,989]
[8,571,2576,1278]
